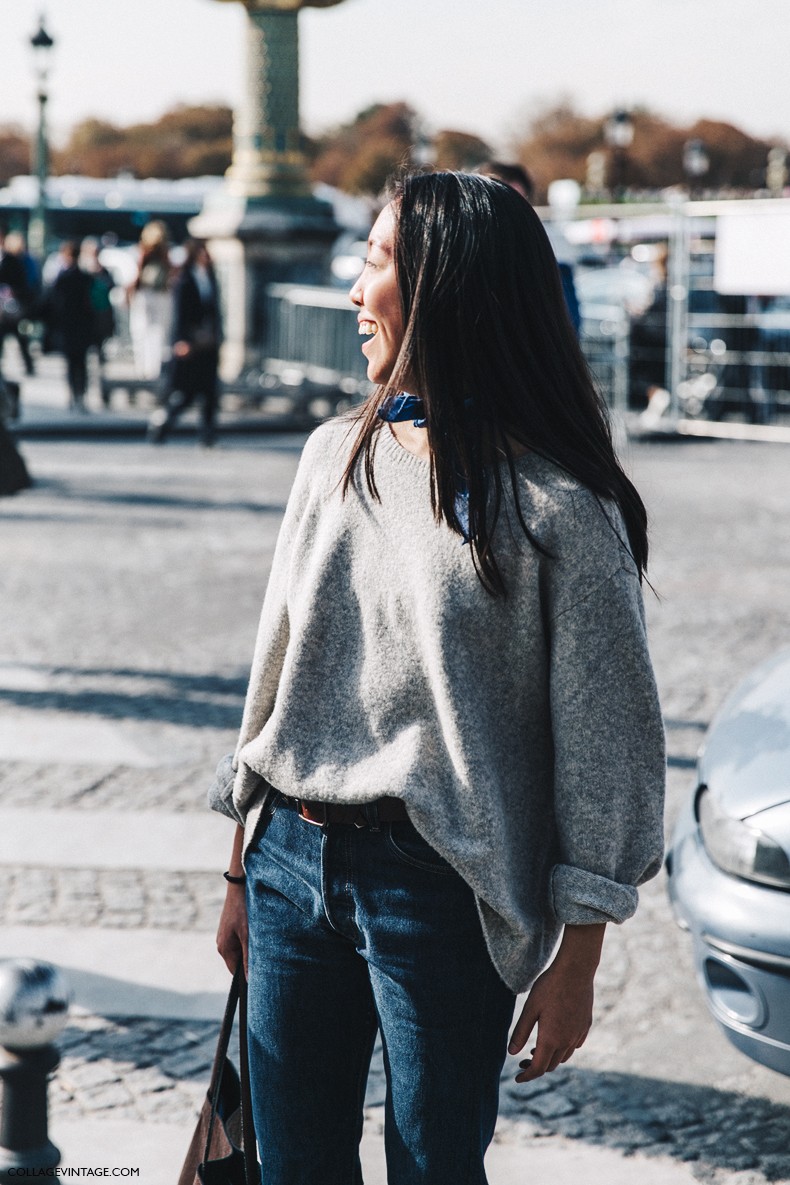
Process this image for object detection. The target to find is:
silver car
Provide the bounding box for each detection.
[667,648,790,1076]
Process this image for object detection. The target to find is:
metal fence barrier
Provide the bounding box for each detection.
[95,200,790,439]
[547,197,790,439]
[97,280,629,420]
[259,282,629,415]
[665,201,790,430]
[580,318,629,414]
[259,283,371,410]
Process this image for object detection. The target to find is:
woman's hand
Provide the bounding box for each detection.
[217,883,249,978]
[217,825,248,976]
[508,923,605,1082]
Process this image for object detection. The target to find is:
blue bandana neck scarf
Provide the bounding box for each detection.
[377,391,426,428]
[377,392,470,543]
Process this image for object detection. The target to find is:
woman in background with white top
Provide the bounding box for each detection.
[128,219,173,382]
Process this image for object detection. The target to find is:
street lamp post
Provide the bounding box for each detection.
[584,151,607,200]
[28,16,55,264]
[604,109,634,201]
[766,147,787,198]
[683,138,709,198]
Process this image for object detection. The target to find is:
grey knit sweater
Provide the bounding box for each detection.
[231,417,665,993]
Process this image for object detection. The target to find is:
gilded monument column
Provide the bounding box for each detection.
[214,0,346,197]
[196,0,349,377]
[227,8,305,197]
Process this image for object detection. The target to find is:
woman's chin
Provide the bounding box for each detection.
[366,362,393,386]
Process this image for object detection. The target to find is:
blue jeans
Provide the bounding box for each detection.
[245,795,516,1185]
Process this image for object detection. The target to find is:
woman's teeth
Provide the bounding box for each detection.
[359,321,378,336]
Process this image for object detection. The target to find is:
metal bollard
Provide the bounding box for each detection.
[0,960,71,1181]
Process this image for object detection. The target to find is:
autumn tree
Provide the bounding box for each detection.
[309,102,417,195]
[6,95,777,200]
[612,111,772,191]
[53,105,233,179]
[685,118,772,190]
[54,119,129,177]
[308,104,494,195]
[0,126,33,187]
[511,101,779,199]
[432,130,492,171]
[511,102,602,198]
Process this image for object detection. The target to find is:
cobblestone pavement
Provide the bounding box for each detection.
[0,760,212,811]
[2,433,790,1182]
[0,866,225,930]
[50,1015,224,1126]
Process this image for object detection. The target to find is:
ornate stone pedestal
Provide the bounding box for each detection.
[192,0,348,377]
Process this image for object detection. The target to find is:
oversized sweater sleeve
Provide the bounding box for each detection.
[546,528,666,926]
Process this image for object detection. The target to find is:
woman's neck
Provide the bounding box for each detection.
[387,420,530,465]
[388,419,431,461]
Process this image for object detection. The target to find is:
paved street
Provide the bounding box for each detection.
[1,424,790,1182]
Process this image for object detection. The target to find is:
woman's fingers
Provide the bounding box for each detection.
[510,943,597,1082]
[515,1041,578,1082]
[216,888,248,976]
[508,997,539,1055]
[217,928,241,974]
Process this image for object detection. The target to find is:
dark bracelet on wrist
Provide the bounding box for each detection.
[223,870,246,885]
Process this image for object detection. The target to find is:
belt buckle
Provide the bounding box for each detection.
[297,800,327,827]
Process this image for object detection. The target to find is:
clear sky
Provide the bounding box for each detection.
[1,0,787,153]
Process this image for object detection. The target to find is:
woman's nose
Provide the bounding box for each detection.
[349,278,362,306]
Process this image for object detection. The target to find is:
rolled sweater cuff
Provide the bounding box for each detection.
[550,863,639,925]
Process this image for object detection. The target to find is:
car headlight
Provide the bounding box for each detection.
[698,787,790,889]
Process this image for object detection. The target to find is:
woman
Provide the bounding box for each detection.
[128,219,173,382]
[215,172,665,1184]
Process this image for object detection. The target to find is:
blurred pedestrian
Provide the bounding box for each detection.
[629,245,670,414]
[79,238,117,405]
[45,241,94,411]
[0,231,36,378]
[4,232,41,301]
[128,220,173,382]
[0,377,32,495]
[215,172,664,1183]
[148,239,222,447]
[479,160,582,335]
[80,238,116,361]
[479,159,535,203]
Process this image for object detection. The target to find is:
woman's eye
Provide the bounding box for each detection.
[364,258,377,270]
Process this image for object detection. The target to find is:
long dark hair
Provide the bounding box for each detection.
[343,171,648,596]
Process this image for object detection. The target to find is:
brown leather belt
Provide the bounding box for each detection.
[285,796,409,828]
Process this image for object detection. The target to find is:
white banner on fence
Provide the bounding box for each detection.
[714,211,790,296]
